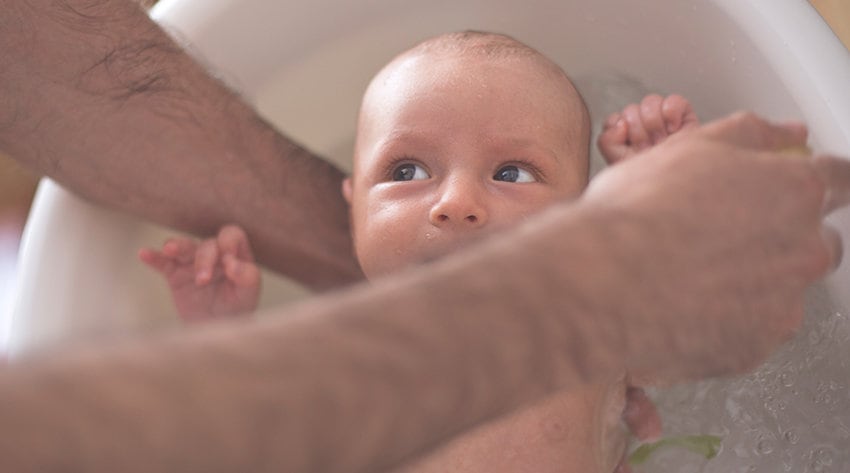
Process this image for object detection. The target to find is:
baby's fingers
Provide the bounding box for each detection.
[140,237,197,274]
[622,103,652,152]
[138,248,175,274]
[217,225,256,263]
[194,239,220,285]
[162,238,198,265]
[223,253,261,289]
[662,94,699,134]
[598,112,631,164]
[639,94,667,143]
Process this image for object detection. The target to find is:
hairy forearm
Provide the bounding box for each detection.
[0,204,631,473]
[0,0,361,289]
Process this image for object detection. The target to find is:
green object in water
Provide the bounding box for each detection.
[628,434,723,466]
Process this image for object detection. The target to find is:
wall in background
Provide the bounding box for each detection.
[811,0,850,49]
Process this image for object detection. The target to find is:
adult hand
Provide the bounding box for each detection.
[580,112,846,382]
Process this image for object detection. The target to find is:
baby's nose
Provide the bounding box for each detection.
[429,180,488,228]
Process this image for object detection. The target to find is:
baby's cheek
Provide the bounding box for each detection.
[355,214,425,278]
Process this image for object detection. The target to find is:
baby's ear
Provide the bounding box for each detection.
[342,177,353,205]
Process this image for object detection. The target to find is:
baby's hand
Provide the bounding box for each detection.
[598,94,699,164]
[139,225,261,323]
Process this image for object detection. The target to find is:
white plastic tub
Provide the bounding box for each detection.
[8,0,850,470]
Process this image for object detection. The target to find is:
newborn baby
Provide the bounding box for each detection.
[141,31,698,472]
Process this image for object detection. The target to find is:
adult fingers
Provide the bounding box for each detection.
[194,239,219,285]
[639,94,667,143]
[822,224,843,272]
[811,154,850,214]
[702,112,808,151]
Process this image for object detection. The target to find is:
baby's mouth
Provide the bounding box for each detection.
[418,233,488,264]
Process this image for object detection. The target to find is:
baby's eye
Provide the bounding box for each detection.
[493,165,536,183]
[392,163,430,181]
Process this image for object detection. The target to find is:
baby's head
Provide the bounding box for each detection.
[344,31,590,278]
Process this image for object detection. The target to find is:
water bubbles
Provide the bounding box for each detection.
[808,329,823,346]
[783,430,799,444]
[808,462,830,473]
[805,446,835,472]
[650,290,850,471]
[726,397,743,419]
[756,438,774,455]
[733,443,752,459]
[764,395,779,412]
[812,381,836,404]
[782,450,794,471]
[813,447,834,466]
[808,461,831,473]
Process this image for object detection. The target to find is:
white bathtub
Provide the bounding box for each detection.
[8,0,850,470]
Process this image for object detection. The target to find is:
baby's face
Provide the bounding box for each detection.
[345,52,589,278]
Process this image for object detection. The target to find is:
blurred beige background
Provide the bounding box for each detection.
[0,0,847,300]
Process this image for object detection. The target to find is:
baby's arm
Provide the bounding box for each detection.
[139,225,261,324]
[596,96,695,466]
[598,94,699,164]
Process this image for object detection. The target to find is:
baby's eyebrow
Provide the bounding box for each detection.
[384,128,422,140]
[486,137,560,165]
[373,129,437,154]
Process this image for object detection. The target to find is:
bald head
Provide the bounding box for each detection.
[357,31,590,178]
[406,30,549,60]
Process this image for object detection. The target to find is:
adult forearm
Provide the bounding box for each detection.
[0,0,361,289]
[0,204,628,473]
[1,112,826,473]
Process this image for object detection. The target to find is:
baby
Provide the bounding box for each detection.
[140,31,698,472]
